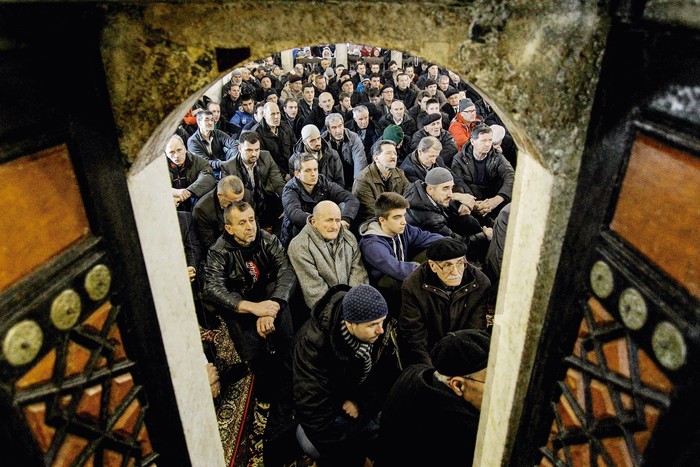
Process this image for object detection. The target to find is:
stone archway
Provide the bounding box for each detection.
[99,3,610,464]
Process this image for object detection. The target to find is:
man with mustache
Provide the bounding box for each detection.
[398,237,490,367]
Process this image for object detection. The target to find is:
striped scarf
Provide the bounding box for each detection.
[340,323,373,383]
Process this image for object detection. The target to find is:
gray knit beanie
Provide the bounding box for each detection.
[425,167,454,186]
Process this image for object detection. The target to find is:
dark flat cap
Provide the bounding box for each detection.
[424,78,437,87]
[288,75,303,84]
[427,237,468,261]
[445,88,459,98]
[420,113,442,127]
[431,329,491,376]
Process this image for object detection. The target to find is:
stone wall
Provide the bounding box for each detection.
[100,0,609,176]
[99,1,611,463]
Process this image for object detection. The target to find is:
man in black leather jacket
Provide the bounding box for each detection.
[203,201,296,401]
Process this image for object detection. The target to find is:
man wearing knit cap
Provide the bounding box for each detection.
[398,237,490,367]
[377,329,490,466]
[448,98,481,151]
[293,284,396,466]
[404,167,490,246]
[289,123,344,187]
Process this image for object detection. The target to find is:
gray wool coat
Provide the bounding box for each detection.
[288,218,369,308]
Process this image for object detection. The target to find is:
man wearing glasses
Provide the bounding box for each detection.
[448,98,481,151]
[398,237,490,367]
[376,329,490,465]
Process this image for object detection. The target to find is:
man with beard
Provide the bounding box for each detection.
[252,102,295,177]
[451,124,514,224]
[410,113,459,166]
[352,140,410,225]
[293,285,392,467]
[220,132,286,231]
[290,124,344,187]
[403,167,489,247]
[323,113,367,188]
[449,98,481,151]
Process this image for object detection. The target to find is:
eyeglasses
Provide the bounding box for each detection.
[464,376,485,384]
[433,258,467,272]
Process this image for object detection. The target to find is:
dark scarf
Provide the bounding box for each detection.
[340,322,373,383]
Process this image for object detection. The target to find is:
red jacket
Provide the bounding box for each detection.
[448,112,480,151]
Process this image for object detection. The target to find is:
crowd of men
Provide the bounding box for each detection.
[169,50,516,466]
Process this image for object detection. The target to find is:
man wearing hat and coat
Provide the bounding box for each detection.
[293,284,395,466]
[398,237,490,367]
[376,329,491,466]
[404,167,489,247]
[449,98,481,152]
[409,113,459,166]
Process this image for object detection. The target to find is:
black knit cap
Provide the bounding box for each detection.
[427,237,468,261]
[342,285,388,323]
[431,330,491,376]
[420,113,442,127]
[425,78,437,87]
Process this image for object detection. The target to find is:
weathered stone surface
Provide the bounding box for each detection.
[100,0,610,179]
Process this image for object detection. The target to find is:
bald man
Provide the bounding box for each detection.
[165,134,216,211]
[303,91,336,132]
[252,101,295,176]
[288,201,368,308]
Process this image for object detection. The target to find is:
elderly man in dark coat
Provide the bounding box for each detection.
[376,329,490,466]
[398,238,490,367]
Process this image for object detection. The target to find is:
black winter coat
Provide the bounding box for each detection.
[293,285,391,446]
[280,175,359,247]
[409,128,458,167]
[289,138,345,186]
[203,229,296,313]
[252,119,295,174]
[376,364,481,466]
[403,180,464,241]
[451,143,515,202]
[399,262,490,366]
